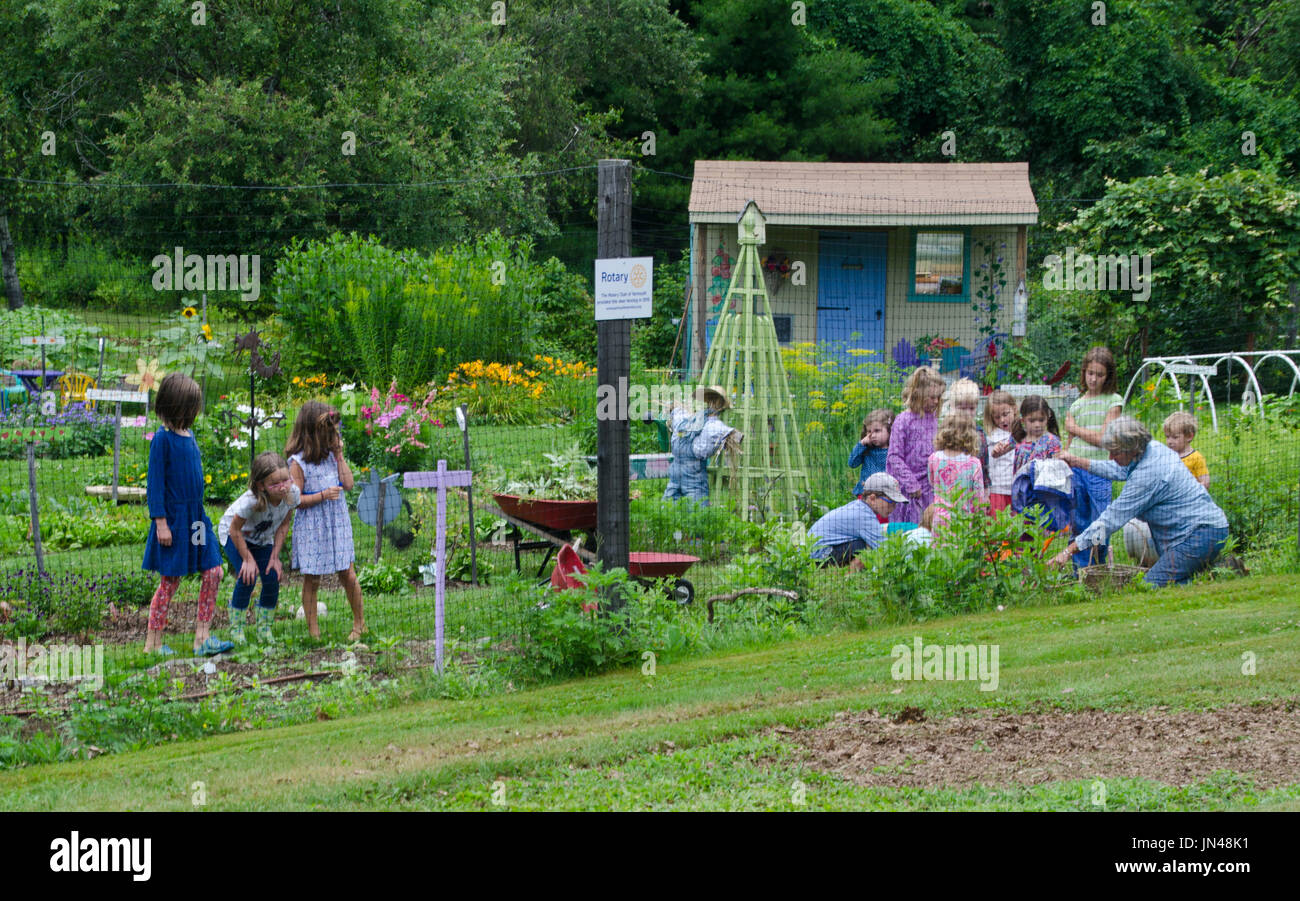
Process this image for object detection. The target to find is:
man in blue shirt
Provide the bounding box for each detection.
[1054,416,1229,587]
[809,472,908,567]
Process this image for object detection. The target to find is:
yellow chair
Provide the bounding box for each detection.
[56,371,97,411]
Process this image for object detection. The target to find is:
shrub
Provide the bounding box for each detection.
[272,231,541,389]
[516,566,693,681]
[629,496,739,561]
[858,497,1085,622]
[0,570,114,639]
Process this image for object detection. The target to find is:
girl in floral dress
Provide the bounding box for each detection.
[286,401,365,641]
[927,412,988,532]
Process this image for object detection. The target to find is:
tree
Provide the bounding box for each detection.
[1056,168,1300,365]
[810,0,1025,161]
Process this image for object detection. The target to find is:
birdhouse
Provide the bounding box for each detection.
[737,200,766,246]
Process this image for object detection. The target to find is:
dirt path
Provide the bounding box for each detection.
[785,701,1300,789]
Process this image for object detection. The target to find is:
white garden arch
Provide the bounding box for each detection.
[1123,350,1300,433]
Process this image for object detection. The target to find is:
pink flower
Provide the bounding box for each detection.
[144,431,155,441]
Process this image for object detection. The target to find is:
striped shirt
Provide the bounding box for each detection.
[1077,440,1227,553]
[1068,393,1123,460]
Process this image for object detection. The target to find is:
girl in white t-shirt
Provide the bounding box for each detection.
[982,390,1018,514]
[217,451,300,643]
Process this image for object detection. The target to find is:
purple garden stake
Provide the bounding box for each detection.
[404,460,472,673]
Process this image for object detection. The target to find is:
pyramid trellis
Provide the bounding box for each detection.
[699,201,810,519]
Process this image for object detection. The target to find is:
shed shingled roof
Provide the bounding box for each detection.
[688,161,1038,225]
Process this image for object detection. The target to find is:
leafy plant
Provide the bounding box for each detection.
[858,495,1083,622]
[0,569,115,639]
[496,441,597,500]
[357,560,409,595]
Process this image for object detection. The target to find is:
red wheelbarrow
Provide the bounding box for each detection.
[629,551,698,605]
[550,547,699,606]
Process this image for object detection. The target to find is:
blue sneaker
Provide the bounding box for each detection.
[194,637,235,656]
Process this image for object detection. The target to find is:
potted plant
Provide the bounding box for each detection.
[492,442,599,531]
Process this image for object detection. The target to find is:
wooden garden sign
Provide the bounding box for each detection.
[20,331,66,415]
[85,388,150,504]
[404,461,472,673]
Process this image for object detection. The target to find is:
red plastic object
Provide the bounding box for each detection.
[550,545,598,612]
[493,493,598,531]
[1046,361,1072,386]
[627,552,699,579]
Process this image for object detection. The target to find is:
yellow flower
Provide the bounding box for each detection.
[125,358,165,393]
[200,323,213,341]
[182,306,198,319]
[205,474,212,484]
[240,472,248,478]
[293,376,302,385]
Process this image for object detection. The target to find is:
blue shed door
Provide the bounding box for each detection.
[817,231,886,352]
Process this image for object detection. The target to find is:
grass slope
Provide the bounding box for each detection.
[2,575,1297,811]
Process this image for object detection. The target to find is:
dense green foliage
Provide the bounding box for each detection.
[272,232,538,387]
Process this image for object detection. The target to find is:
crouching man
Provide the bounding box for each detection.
[809,473,909,570]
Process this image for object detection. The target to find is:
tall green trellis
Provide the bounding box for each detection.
[699,201,810,519]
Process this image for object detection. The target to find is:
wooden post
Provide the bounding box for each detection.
[405,462,473,674]
[373,478,385,564]
[596,159,631,607]
[458,404,478,585]
[27,442,45,577]
[111,401,122,504]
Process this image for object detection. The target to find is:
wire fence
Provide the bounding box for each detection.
[2,167,1298,711]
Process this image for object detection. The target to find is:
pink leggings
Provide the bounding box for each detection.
[147,567,223,630]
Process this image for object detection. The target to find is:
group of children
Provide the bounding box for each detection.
[817,345,1214,566]
[142,374,365,656]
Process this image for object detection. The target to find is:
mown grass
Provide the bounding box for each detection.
[1,574,1295,810]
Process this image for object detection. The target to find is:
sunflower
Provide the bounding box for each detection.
[182,306,198,319]
[125,358,165,393]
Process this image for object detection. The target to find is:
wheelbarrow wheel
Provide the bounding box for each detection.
[671,578,694,606]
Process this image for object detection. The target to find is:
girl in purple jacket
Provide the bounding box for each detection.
[886,366,946,523]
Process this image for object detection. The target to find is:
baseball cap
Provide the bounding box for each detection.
[862,472,907,504]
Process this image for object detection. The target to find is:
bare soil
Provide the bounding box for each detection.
[783,701,1300,790]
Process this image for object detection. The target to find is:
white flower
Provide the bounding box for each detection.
[340,383,356,392]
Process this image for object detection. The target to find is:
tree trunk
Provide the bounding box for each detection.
[0,213,24,310]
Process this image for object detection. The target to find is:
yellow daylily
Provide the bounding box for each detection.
[125,358,165,393]
[200,323,213,341]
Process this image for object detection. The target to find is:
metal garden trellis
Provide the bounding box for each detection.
[1123,350,1300,432]
[697,201,811,519]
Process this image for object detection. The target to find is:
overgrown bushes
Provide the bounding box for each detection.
[273,231,580,389]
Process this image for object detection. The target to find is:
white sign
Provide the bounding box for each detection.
[19,335,65,347]
[594,257,653,321]
[86,389,149,404]
[1164,364,1218,377]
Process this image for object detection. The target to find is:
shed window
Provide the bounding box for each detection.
[912,232,966,297]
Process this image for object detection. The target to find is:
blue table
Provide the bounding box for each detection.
[11,369,64,395]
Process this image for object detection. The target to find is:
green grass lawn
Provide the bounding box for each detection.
[2,573,1295,811]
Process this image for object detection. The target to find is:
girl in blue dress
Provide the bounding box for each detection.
[142,373,232,656]
[286,401,365,641]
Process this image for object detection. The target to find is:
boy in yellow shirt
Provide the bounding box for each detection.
[1163,412,1210,487]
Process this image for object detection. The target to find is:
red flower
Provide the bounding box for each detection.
[987,340,998,359]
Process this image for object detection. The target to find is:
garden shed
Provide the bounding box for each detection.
[685,161,1039,374]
